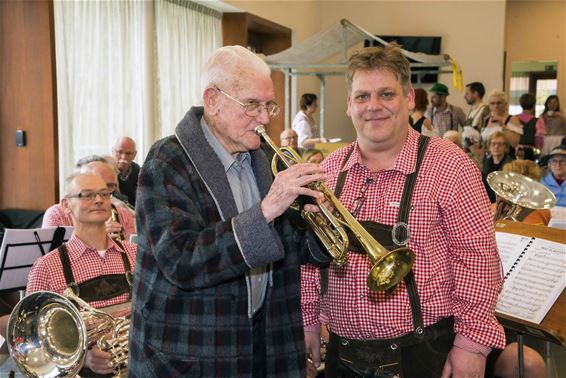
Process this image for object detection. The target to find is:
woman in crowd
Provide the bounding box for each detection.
[302,148,324,164]
[541,145,566,207]
[292,93,327,149]
[483,131,515,202]
[536,95,566,156]
[482,90,523,149]
[410,88,433,135]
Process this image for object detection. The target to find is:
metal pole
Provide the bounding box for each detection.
[317,74,326,138]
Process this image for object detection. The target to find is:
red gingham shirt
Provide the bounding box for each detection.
[41,203,136,241]
[26,233,137,308]
[301,127,506,350]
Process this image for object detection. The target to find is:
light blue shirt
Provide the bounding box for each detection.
[201,117,268,316]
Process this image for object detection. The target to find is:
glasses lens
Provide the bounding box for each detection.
[76,191,111,200]
[268,103,280,117]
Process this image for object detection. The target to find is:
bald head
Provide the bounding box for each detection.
[280,129,299,149]
[80,161,119,193]
[112,136,137,173]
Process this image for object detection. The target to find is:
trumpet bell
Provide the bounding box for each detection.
[367,247,414,291]
[487,171,556,210]
[8,291,87,378]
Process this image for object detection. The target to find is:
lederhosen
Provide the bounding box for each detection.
[58,241,133,378]
[324,135,455,378]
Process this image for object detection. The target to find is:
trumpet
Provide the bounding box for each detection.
[110,204,125,241]
[256,126,415,291]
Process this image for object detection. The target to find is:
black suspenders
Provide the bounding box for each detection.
[331,135,430,336]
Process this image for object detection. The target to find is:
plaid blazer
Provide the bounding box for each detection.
[128,107,311,377]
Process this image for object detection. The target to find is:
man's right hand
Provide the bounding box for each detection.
[261,163,326,223]
[305,330,322,370]
[85,346,114,375]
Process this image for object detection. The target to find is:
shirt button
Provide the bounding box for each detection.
[359,294,364,299]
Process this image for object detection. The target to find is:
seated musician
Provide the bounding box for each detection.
[42,158,136,241]
[0,173,137,376]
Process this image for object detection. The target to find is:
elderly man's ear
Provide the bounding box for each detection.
[203,87,220,115]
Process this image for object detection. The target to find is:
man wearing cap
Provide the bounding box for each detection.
[541,145,566,207]
[426,83,466,137]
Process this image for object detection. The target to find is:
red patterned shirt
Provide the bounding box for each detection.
[26,233,137,308]
[42,203,136,241]
[301,127,506,350]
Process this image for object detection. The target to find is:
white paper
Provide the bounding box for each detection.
[496,237,566,324]
[328,138,342,143]
[495,233,533,277]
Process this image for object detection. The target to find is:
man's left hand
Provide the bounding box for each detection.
[441,346,486,378]
[105,220,123,235]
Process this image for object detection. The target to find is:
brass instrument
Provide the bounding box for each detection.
[110,204,125,241]
[256,125,414,291]
[7,289,129,378]
[488,171,556,222]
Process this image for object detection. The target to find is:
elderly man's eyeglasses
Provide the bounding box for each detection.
[549,158,566,166]
[216,87,280,118]
[66,190,112,201]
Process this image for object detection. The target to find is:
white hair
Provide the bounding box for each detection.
[200,45,271,96]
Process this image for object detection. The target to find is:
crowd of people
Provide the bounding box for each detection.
[1,42,564,378]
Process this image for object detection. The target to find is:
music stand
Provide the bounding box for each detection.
[0,226,73,293]
[495,221,566,378]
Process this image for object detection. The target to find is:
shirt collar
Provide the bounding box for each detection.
[66,233,123,259]
[341,127,420,175]
[200,116,251,173]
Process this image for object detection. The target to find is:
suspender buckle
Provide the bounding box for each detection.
[392,222,410,246]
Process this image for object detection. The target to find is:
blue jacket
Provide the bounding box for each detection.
[541,173,566,207]
[128,107,319,377]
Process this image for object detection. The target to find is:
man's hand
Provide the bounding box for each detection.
[441,346,486,378]
[85,346,114,374]
[105,219,123,236]
[261,163,326,223]
[305,331,322,373]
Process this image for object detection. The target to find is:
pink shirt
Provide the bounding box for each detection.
[26,233,137,308]
[301,128,505,351]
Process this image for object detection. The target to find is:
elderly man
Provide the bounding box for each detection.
[426,82,466,137]
[1,173,137,375]
[280,128,301,150]
[112,136,140,206]
[302,44,505,378]
[128,45,328,377]
[42,159,136,241]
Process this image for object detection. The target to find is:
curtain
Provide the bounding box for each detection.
[154,0,222,138]
[54,0,147,189]
[54,0,221,195]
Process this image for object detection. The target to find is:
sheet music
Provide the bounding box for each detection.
[496,237,566,324]
[495,233,533,276]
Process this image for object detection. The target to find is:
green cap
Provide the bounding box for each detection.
[430,83,449,96]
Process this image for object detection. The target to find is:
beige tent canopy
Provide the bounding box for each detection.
[264,19,462,133]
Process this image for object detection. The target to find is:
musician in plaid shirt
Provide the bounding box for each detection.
[302,44,505,377]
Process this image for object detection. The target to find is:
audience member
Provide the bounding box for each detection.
[112,136,140,207]
[483,131,515,203]
[280,128,301,151]
[464,81,490,130]
[482,90,523,148]
[425,83,466,137]
[536,95,566,156]
[302,148,324,164]
[443,130,463,149]
[410,88,433,135]
[541,145,566,207]
[462,124,484,169]
[0,173,137,375]
[515,93,538,160]
[292,93,328,149]
[42,159,136,240]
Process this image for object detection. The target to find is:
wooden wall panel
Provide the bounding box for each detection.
[0,0,58,210]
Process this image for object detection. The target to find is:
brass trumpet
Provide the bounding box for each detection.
[256,126,414,291]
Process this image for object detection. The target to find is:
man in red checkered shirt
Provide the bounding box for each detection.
[1,172,137,375]
[302,44,505,377]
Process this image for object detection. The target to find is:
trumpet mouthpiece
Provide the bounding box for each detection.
[255,125,266,134]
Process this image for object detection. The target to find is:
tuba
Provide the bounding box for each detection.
[7,289,129,378]
[487,171,556,222]
[256,125,414,291]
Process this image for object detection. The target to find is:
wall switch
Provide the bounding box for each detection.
[16,130,26,147]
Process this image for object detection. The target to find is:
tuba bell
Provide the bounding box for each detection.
[7,289,129,378]
[256,125,415,291]
[487,171,556,222]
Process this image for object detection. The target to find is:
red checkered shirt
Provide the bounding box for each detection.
[26,233,137,308]
[42,203,136,241]
[301,127,506,350]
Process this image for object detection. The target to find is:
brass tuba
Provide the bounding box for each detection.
[256,125,415,291]
[487,171,556,222]
[7,289,129,378]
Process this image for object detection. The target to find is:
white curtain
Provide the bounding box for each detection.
[154,0,222,138]
[54,0,221,195]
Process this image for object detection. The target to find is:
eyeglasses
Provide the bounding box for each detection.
[549,158,566,166]
[490,141,506,147]
[351,178,374,217]
[66,190,112,201]
[489,101,504,106]
[216,87,280,118]
[114,149,135,157]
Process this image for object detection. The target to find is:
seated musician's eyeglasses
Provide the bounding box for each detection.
[215,87,280,118]
[66,190,113,201]
[549,158,566,166]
